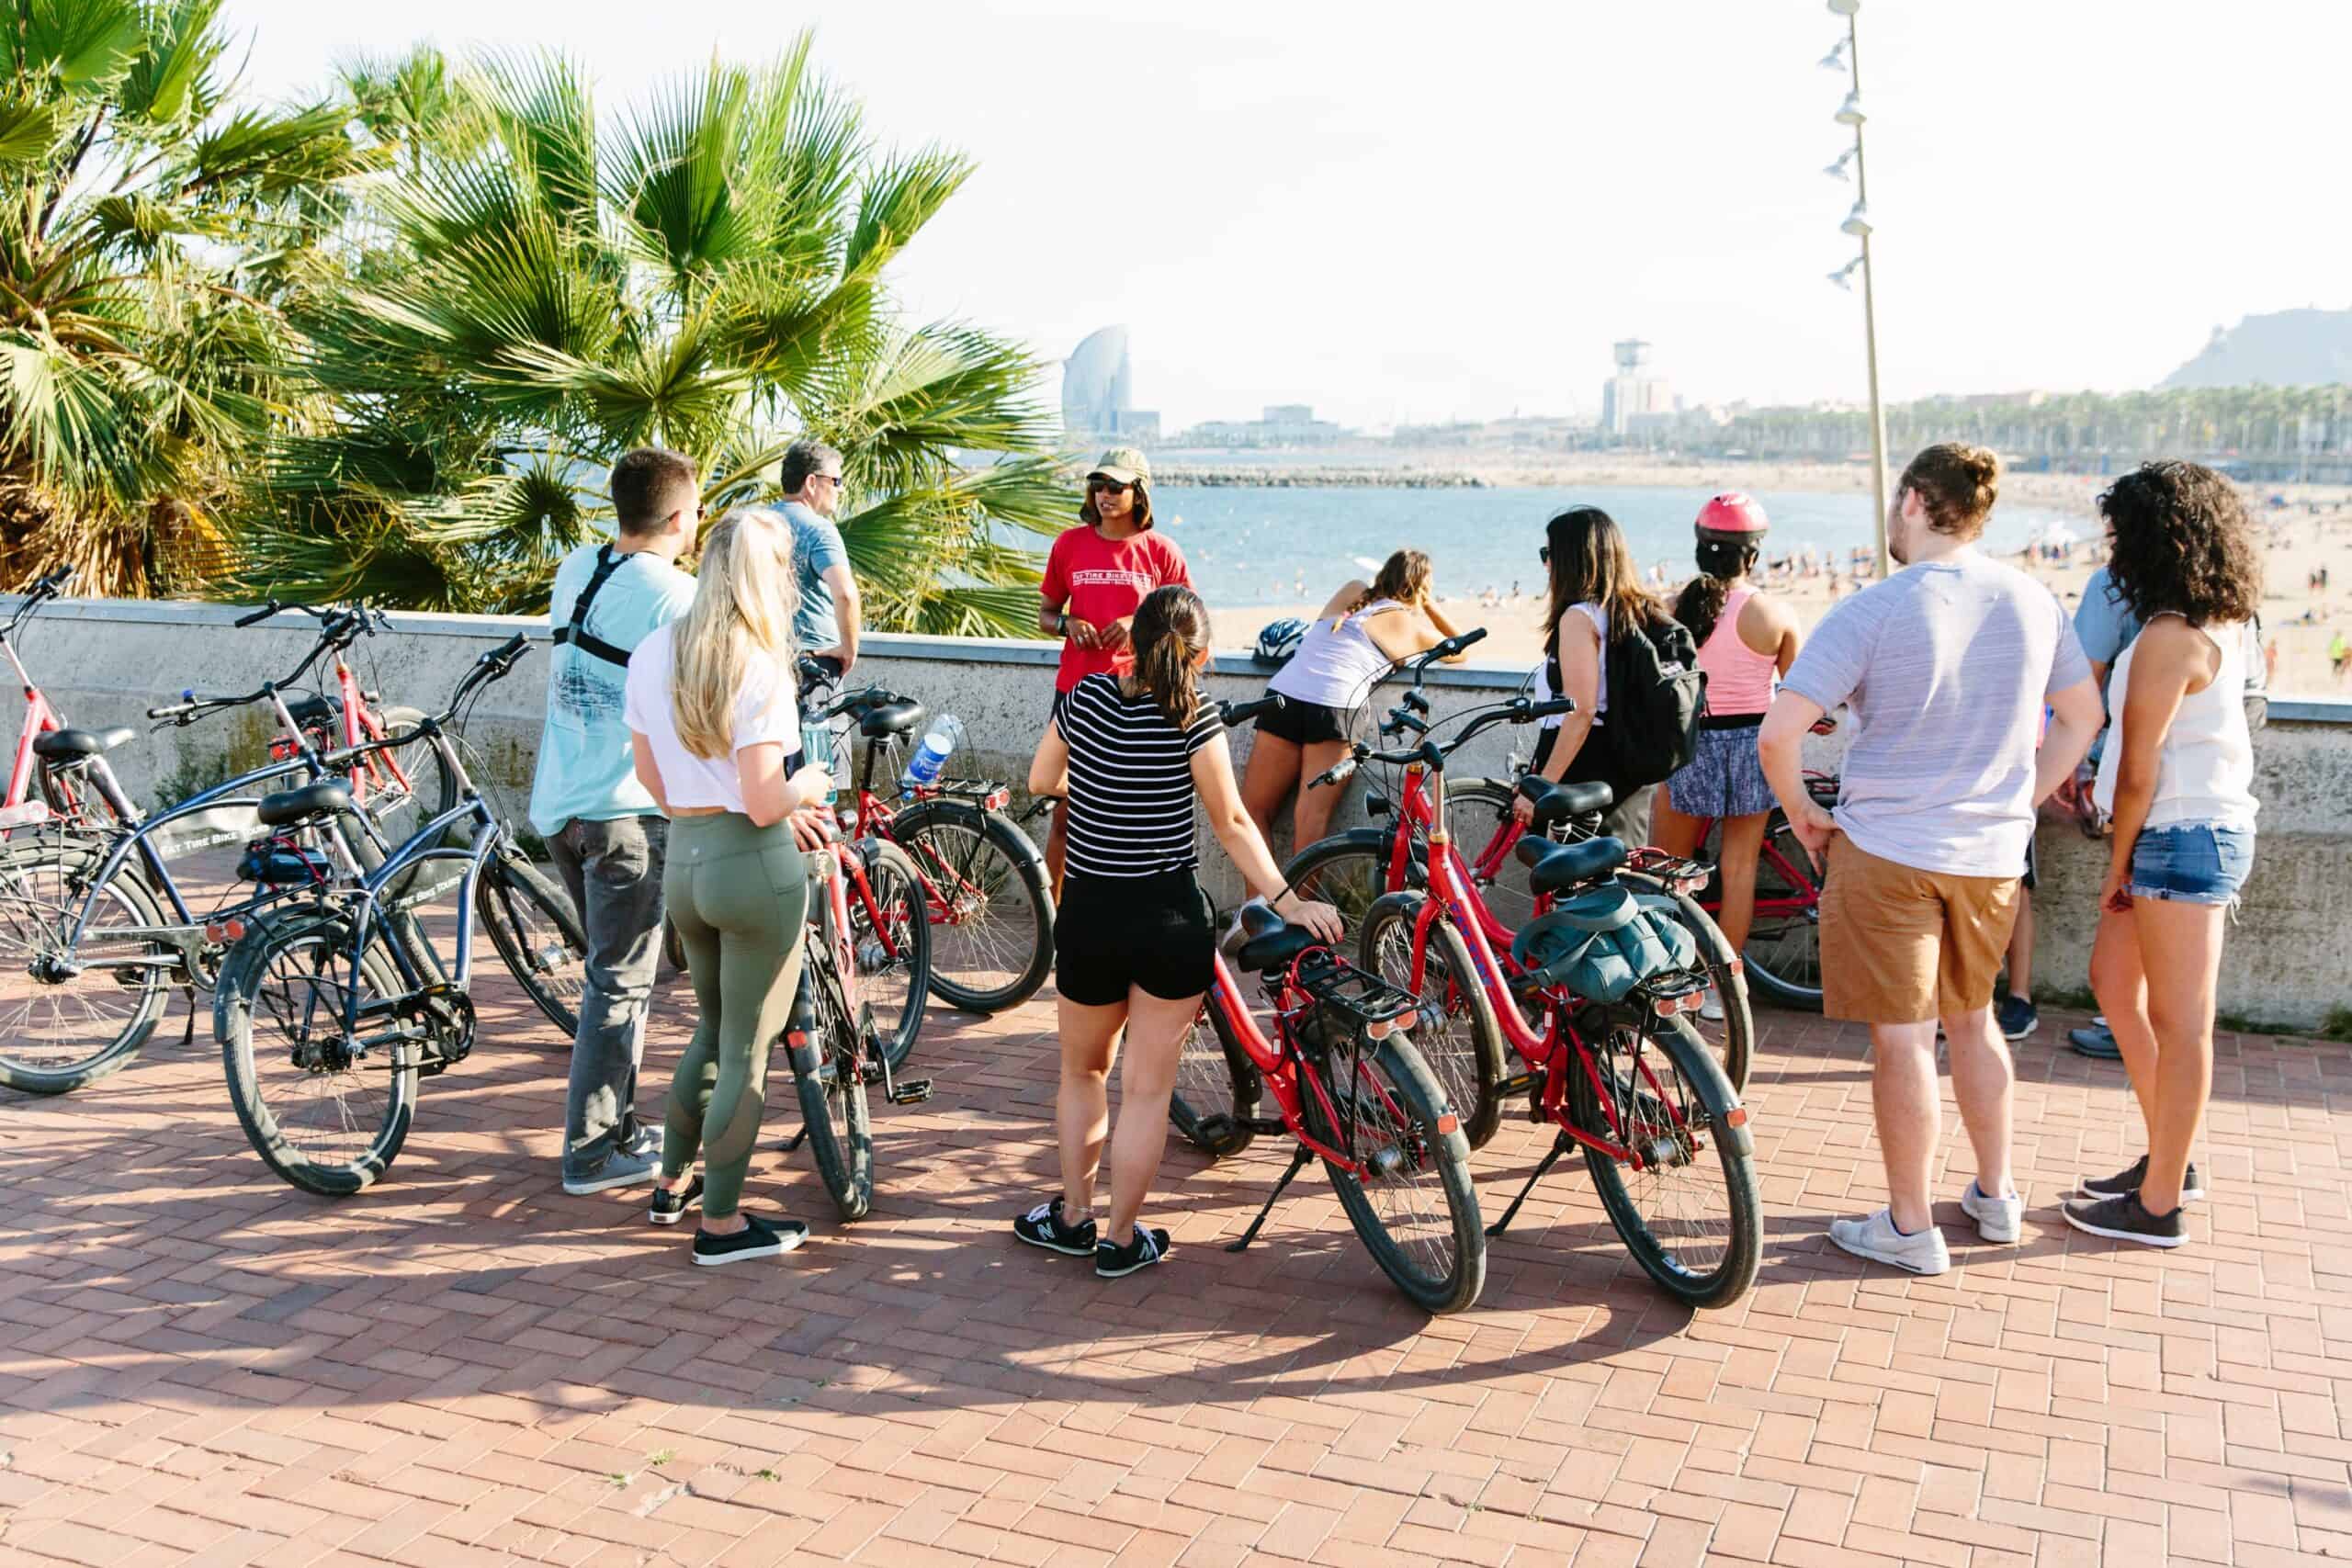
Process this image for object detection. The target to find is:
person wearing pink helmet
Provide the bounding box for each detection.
[1650,493,1803,1021]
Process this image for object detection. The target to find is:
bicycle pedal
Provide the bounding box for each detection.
[886,1078,933,1106]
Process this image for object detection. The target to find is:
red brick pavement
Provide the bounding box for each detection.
[0,942,2346,1566]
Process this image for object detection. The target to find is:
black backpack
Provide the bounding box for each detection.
[1603,611,1708,788]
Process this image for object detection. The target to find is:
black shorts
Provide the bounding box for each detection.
[1256,695,1347,747]
[1054,869,1214,1006]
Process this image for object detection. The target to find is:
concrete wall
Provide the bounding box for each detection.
[13,595,2351,1031]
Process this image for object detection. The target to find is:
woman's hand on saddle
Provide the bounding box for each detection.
[1273,893,1345,945]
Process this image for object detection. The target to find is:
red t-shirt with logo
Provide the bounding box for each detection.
[1041,525,1193,692]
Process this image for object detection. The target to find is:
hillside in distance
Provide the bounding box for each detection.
[2162,308,2352,389]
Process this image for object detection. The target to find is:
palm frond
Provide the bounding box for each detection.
[843,146,971,278]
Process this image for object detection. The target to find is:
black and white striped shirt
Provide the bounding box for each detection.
[1058,673,1221,879]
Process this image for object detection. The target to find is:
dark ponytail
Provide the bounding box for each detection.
[1129,584,1209,729]
[1673,535,1760,646]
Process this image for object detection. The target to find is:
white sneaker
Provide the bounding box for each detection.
[1960,1180,2023,1244]
[1700,985,1724,1022]
[1829,1208,1950,1275]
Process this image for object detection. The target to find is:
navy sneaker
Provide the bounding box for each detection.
[650,1175,705,1225]
[2063,1191,2186,1249]
[2068,1021,2122,1060]
[1996,992,2039,1041]
[1013,1198,1096,1258]
[1095,1224,1172,1279]
[562,1150,660,1196]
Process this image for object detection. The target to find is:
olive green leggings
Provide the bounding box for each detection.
[661,813,809,1220]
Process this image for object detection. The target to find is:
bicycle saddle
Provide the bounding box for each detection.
[32,725,134,760]
[1220,899,1318,975]
[1514,776,1613,826]
[284,694,341,729]
[255,779,354,827]
[857,697,926,739]
[1515,832,1629,895]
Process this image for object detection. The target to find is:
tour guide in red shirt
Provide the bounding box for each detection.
[1038,446,1192,897]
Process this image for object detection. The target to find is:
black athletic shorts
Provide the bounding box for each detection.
[1053,869,1214,1006]
[1256,695,1347,747]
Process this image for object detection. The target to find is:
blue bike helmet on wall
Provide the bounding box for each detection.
[1253,617,1307,667]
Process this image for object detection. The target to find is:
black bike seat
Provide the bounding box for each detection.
[1516,776,1613,825]
[256,780,354,827]
[285,694,340,729]
[1516,833,1629,894]
[858,697,926,739]
[1237,921,1318,975]
[32,725,134,760]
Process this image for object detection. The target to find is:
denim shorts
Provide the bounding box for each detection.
[2128,823,2255,906]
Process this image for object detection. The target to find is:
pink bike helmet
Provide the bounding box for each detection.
[1694,492,1770,536]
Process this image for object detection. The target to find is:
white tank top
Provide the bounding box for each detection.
[1269,599,1403,709]
[2093,615,2258,831]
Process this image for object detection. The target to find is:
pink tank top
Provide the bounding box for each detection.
[1698,586,1777,715]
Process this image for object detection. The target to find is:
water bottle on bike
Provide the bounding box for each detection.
[899,713,964,794]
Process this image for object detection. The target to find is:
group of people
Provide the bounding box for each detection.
[526,427,2262,1280]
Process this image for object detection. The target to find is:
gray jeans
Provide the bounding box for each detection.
[548,815,668,1176]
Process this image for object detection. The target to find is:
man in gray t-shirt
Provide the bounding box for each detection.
[1759,444,2103,1279]
[777,439,863,677]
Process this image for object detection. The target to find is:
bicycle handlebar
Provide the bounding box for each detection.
[1215,692,1285,729]
[1311,692,1573,788]
[2,567,72,638]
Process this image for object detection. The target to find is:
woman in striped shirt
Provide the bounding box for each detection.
[1015,586,1341,1279]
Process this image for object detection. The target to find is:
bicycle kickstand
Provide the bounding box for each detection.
[1226,1144,1314,1253]
[781,1123,811,1154]
[1486,1132,1573,1238]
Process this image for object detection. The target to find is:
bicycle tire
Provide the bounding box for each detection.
[1280,830,1396,949]
[1358,891,1507,1149]
[216,911,417,1197]
[1444,778,1544,937]
[1569,1013,1760,1310]
[888,800,1053,1014]
[1299,1034,1486,1314]
[851,840,930,1072]
[790,953,874,1221]
[476,852,586,1040]
[1730,809,1826,1011]
[0,835,175,1096]
[1167,993,1261,1157]
[1618,871,1752,1098]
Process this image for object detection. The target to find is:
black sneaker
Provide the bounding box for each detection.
[1095,1224,1172,1279]
[2063,1191,2186,1248]
[2078,1155,2205,1204]
[1012,1198,1096,1258]
[650,1175,705,1225]
[1996,992,2039,1041]
[692,1213,808,1267]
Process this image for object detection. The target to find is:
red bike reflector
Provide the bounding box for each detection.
[1727,956,1746,978]
[1436,1112,1458,1135]
[0,801,51,830]
[1724,1106,1748,1127]
[983,787,1011,812]
[205,919,245,943]
[785,1030,808,1048]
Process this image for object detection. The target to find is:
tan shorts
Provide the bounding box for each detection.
[1819,835,2022,1025]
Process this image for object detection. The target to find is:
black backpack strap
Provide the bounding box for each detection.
[551,545,638,668]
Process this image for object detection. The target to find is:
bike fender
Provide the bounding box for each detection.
[896,798,1047,872]
[1667,1025,1755,1157]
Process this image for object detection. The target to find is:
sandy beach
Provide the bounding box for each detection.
[1206,457,2352,697]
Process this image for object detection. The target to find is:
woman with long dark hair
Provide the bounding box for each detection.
[2064,461,2264,1250]
[1241,548,1464,851]
[1650,494,1802,1020]
[1512,505,1672,844]
[1017,586,1340,1278]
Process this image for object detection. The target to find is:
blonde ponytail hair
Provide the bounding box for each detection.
[671,508,797,761]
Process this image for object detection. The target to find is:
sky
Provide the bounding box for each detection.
[222,0,2352,434]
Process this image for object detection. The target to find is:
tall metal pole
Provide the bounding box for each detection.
[1846,9,1892,575]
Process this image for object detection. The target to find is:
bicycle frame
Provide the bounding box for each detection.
[1201,951,1398,1179]
[1,633,64,812]
[274,648,419,813]
[328,786,504,1045]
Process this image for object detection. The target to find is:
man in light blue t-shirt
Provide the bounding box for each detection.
[1759,444,2102,1279]
[775,439,862,680]
[531,447,700,1195]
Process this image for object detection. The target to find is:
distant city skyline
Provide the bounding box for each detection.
[224,0,2352,434]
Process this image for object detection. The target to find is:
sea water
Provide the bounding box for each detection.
[1154,483,2077,610]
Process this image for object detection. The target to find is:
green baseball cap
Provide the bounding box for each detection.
[1089,447,1150,488]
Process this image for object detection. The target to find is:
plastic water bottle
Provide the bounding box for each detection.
[802,716,837,807]
[899,715,961,794]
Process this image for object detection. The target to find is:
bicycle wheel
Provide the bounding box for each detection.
[850,840,929,1071]
[1621,872,1752,1097]
[889,800,1052,1014]
[1281,831,1394,948]
[1301,1033,1486,1314]
[1359,892,1507,1149]
[1168,992,1261,1157]
[475,852,586,1040]
[217,912,417,1196]
[1444,779,1542,937]
[0,836,175,1096]
[1568,1013,1760,1309]
[1737,810,1826,1010]
[790,953,874,1221]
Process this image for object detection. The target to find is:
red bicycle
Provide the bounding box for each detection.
[1312,696,1760,1307]
[0,570,114,833]
[799,662,1053,1016]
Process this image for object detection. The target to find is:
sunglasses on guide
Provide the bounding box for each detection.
[1088,478,1133,494]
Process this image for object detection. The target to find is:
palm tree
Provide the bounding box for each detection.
[230,38,1072,633]
[0,0,380,595]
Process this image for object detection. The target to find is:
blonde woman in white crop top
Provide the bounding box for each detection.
[2066,461,2264,1254]
[1239,548,1464,852]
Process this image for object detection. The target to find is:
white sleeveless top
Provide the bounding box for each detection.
[1269,599,1404,709]
[2093,615,2257,832]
